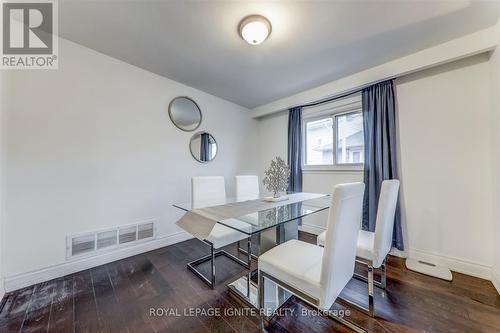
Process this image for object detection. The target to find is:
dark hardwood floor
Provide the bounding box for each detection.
[1,231,499,333]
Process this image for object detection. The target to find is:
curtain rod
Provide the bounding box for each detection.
[300,89,361,109]
[291,76,397,110]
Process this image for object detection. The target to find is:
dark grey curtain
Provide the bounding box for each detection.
[200,133,211,162]
[287,107,302,193]
[362,80,403,250]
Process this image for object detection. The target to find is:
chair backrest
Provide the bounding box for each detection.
[319,182,365,309]
[235,175,260,200]
[191,176,226,206]
[372,179,400,268]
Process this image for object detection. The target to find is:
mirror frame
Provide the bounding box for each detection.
[168,96,202,132]
[189,131,217,163]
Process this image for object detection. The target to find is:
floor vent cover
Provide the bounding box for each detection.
[119,226,137,244]
[67,220,156,260]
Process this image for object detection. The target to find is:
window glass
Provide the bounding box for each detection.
[336,112,364,164]
[305,117,333,165]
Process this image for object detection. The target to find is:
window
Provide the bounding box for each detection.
[303,99,364,170]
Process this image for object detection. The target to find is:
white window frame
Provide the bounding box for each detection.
[302,94,364,172]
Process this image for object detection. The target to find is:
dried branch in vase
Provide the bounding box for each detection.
[262,156,290,198]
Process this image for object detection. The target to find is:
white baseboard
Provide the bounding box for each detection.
[3,231,193,293]
[492,268,500,295]
[408,248,492,281]
[299,223,325,235]
[389,248,408,258]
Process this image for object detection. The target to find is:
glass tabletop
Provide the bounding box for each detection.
[173,195,261,212]
[173,193,331,235]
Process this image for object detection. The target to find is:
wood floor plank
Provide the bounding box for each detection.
[106,261,155,332]
[208,293,258,333]
[270,298,353,333]
[20,280,56,333]
[154,239,255,332]
[73,270,102,333]
[122,253,209,333]
[0,286,35,333]
[47,275,75,333]
[117,256,171,332]
[90,265,129,333]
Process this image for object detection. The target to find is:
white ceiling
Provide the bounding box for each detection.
[59,0,500,109]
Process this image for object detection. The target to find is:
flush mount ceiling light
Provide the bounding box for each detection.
[238,15,272,45]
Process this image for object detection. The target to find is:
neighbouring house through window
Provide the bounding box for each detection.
[303,94,364,171]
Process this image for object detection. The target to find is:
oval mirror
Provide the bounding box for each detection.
[190,132,217,163]
[168,96,202,131]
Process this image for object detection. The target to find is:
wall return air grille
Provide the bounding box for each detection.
[67,220,155,260]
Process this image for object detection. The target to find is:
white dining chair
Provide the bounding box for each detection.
[192,176,226,203]
[316,179,400,316]
[235,175,260,200]
[188,176,251,288]
[258,183,366,333]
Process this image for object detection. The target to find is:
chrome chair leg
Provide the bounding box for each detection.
[247,237,252,268]
[238,237,259,260]
[381,259,387,290]
[353,257,387,289]
[367,264,374,317]
[339,258,376,317]
[259,271,266,332]
[187,239,252,289]
[211,243,216,287]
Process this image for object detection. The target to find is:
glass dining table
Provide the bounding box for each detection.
[173,192,331,309]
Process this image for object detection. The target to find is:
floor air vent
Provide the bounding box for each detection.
[67,220,156,260]
[71,234,96,256]
[97,230,118,249]
[119,226,137,244]
[138,222,154,240]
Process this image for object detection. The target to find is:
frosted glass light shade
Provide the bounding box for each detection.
[239,15,271,45]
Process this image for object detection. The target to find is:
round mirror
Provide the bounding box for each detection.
[168,96,202,131]
[190,132,217,163]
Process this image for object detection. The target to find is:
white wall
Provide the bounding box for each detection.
[396,54,495,277]
[1,38,258,283]
[491,24,500,292]
[257,111,289,193]
[0,71,5,298]
[497,33,500,294]
[257,53,497,280]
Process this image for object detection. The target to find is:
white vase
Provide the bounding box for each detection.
[263,195,289,202]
